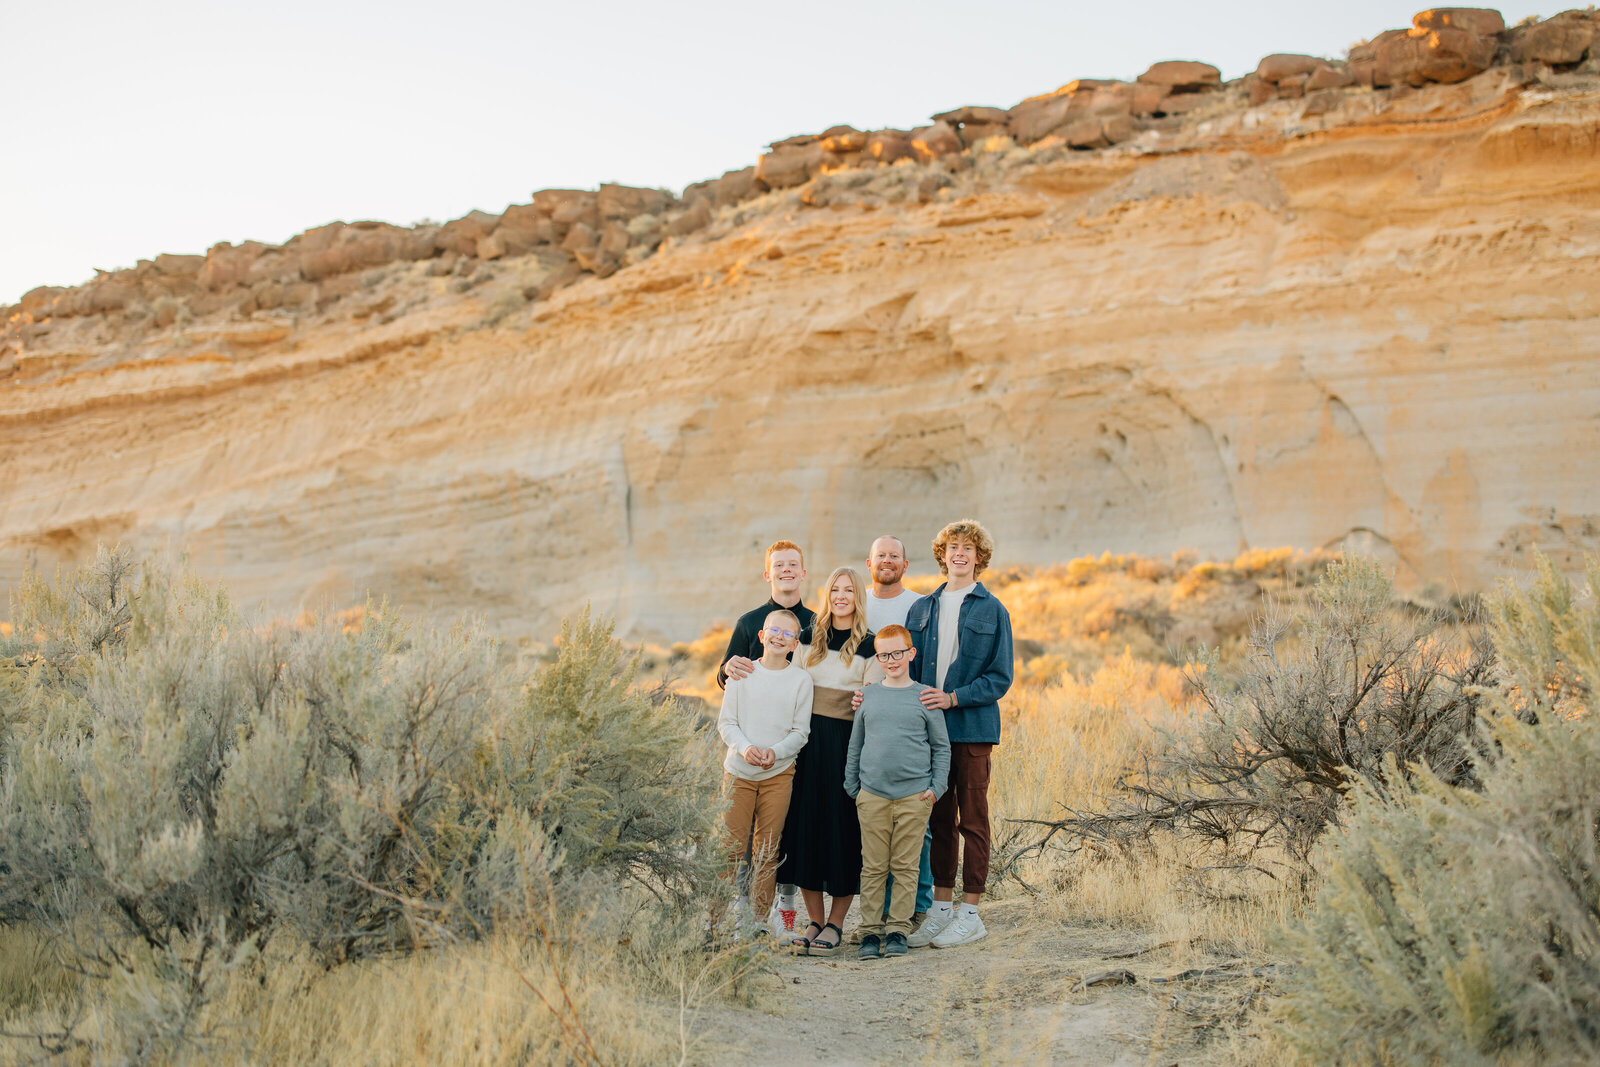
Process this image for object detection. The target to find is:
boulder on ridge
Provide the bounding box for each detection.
[1256,54,1324,83]
[713,166,757,206]
[1136,60,1222,91]
[909,121,962,161]
[1414,7,1506,37]
[1512,11,1596,65]
[956,121,1009,148]
[598,184,673,221]
[1306,63,1356,89]
[820,126,867,153]
[20,286,66,315]
[153,253,205,277]
[931,105,1010,126]
[769,133,822,150]
[198,241,268,290]
[758,142,830,189]
[864,130,913,164]
[1374,9,1501,86]
[1008,92,1080,143]
[435,212,501,258]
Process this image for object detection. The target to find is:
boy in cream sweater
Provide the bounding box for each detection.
[716,608,814,937]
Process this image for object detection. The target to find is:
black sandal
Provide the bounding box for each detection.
[790,921,822,954]
[807,922,843,956]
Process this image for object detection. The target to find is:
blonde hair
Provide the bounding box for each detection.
[805,566,869,667]
[763,608,800,632]
[932,519,995,577]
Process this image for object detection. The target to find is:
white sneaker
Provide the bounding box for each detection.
[769,904,799,940]
[930,912,987,948]
[907,909,955,948]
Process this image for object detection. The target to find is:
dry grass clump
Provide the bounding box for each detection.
[987,547,1335,681]
[662,547,1335,696]
[3,911,761,1066]
[989,646,1301,968]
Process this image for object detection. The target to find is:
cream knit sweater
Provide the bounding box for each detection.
[717,662,814,780]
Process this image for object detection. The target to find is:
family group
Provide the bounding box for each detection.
[715,520,1014,961]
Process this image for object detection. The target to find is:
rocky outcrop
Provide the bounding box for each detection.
[4,7,1600,639]
[1513,10,1596,64]
[1251,55,1355,103]
[9,8,1599,344]
[1374,8,1506,86]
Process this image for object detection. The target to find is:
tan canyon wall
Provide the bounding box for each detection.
[4,13,1600,639]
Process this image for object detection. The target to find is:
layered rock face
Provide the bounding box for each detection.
[3,9,1600,639]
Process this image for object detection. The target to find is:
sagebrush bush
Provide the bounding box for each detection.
[0,549,723,1059]
[1270,554,1600,1065]
[1034,557,1494,876]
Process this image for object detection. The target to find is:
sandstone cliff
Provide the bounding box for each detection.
[4,9,1599,639]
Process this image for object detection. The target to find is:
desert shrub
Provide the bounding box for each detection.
[1267,553,1600,1064]
[0,549,722,1058]
[1273,716,1600,1064]
[1486,553,1598,721]
[1033,558,1494,875]
[472,610,723,912]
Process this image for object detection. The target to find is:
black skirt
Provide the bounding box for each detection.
[776,714,861,896]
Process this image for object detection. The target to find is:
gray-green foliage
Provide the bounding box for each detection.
[1275,554,1600,1064]
[0,548,721,1050]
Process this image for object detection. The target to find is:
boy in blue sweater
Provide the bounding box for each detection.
[844,624,950,960]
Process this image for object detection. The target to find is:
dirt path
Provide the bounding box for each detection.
[689,899,1221,1066]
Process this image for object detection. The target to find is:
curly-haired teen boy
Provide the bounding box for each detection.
[902,520,1013,949]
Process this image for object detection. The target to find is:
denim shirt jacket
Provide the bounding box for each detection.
[903,580,1014,745]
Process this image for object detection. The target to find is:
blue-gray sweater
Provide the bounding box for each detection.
[904,580,1014,744]
[843,682,951,801]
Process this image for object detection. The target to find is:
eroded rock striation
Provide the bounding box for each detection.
[4,8,1600,639]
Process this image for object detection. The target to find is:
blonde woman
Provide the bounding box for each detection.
[778,566,883,955]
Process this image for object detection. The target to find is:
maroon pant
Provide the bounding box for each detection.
[930,742,993,895]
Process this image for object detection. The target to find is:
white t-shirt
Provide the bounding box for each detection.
[935,584,977,691]
[865,587,924,634]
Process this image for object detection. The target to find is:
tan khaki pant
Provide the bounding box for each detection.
[856,788,932,938]
[721,768,795,917]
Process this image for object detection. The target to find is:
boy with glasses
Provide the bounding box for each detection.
[863,534,935,926]
[716,609,814,939]
[845,624,950,960]
[718,539,816,937]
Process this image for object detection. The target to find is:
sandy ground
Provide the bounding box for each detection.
[689,898,1230,1066]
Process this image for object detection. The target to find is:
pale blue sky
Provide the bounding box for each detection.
[4,1,1548,305]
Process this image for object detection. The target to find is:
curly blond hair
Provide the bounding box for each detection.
[932,519,994,578]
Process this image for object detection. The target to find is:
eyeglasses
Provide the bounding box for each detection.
[764,629,797,640]
[874,649,911,662]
